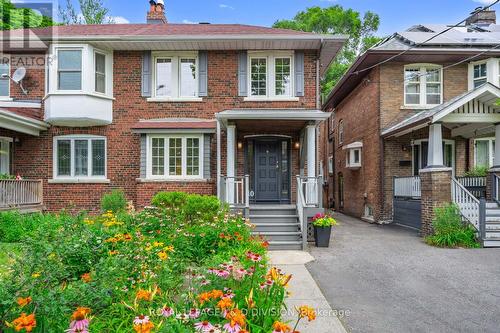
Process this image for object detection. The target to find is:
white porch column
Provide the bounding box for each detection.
[493,123,500,169]
[306,124,317,204]
[226,124,236,203]
[427,123,444,168]
[216,120,221,199]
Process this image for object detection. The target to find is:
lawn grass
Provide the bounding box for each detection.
[0,243,20,279]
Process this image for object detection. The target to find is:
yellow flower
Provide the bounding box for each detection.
[83,218,94,225]
[297,305,316,321]
[153,241,164,247]
[164,245,174,252]
[31,273,40,278]
[157,251,168,261]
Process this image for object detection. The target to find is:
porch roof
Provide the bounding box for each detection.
[0,108,49,136]
[216,109,331,128]
[382,83,500,138]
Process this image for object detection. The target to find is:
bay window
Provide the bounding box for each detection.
[147,134,203,179]
[95,52,106,94]
[53,136,107,180]
[404,65,442,107]
[248,52,294,99]
[412,139,454,175]
[57,49,82,90]
[153,53,198,99]
[0,62,9,98]
[474,138,495,168]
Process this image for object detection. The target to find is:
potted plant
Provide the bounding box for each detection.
[312,213,337,247]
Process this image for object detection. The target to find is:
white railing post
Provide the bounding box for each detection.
[244,175,250,208]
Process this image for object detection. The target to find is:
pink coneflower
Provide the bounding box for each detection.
[233,268,247,281]
[66,319,89,333]
[223,291,235,299]
[189,308,201,319]
[200,279,210,286]
[223,322,241,333]
[161,306,174,318]
[194,320,215,332]
[215,269,230,278]
[133,315,150,325]
[207,268,217,274]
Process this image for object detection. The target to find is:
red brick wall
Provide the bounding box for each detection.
[5,50,320,212]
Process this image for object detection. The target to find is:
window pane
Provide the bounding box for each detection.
[58,50,82,70]
[57,140,71,176]
[474,78,487,88]
[0,63,8,96]
[425,69,440,82]
[476,140,489,167]
[404,68,420,82]
[186,138,200,176]
[405,83,420,94]
[156,59,172,97]
[152,138,165,176]
[91,140,105,176]
[169,138,182,176]
[353,149,360,163]
[0,140,9,174]
[275,58,291,96]
[474,63,487,78]
[74,140,88,176]
[406,94,420,105]
[58,72,82,90]
[250,58,267,96]
[95,53,106,93]
[444,144,453,168]
[180,58,197,97]
[426,94,441,105]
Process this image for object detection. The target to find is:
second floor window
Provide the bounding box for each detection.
[338,120,344,145]
[58,49,82,90]
[95,52,106,94]
[154,54,198,99]
[0,62,9,98]
[473,63,487,88]
[404,65,442,107]
[248,52,293,98]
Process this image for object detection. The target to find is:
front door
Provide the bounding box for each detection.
[255,140,280,201]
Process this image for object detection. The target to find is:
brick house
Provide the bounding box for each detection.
[0,1,346,249]
[322,8,500,246]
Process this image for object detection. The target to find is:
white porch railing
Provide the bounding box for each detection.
[457,176,486,199]
[0,179,43,210]
[297,176,323,207]
[219,175,249,209]
[451,177,480,231]
[394,176,421,198]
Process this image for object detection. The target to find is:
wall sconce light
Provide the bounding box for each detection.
[294,142,300,149]
[401,144,410,152]
[14,137,20,143]
[237,142,243,149]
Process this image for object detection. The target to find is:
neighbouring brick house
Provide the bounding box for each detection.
[0,1,345,250]
[321,8,500,246]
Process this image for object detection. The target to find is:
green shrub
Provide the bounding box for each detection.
[425,204,480,248]
[100,189,127,213]
[0,173,14,180]
[151,191,188,208]
[464,165,488,177]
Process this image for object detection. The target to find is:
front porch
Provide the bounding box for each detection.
[383,83,500,247]
[215,109,329,250]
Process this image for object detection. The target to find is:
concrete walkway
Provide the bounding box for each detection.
[307,213,500,333]
[269,251,347,333]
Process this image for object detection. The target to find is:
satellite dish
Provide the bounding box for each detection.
[12,67,26,84]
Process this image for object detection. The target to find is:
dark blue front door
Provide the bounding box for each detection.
[255,140,280,201]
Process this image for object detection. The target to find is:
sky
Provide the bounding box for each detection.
[92,0,498,36]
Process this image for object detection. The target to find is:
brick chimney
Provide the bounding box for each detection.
[147,0,167,24]
[466,7,496,26]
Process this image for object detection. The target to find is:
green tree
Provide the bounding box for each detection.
[274,5,382,97]
[0,0,55,30]
[59,0,113,25]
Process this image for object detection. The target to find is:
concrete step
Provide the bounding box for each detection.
[485,216,500,222]
[486,209,500,216]
[485,230,500,238]
[483,238,500,248]
[486,203,500,209]
[253,231,302,242]
[253,223,301,233]
[249,206,296,216]
[249,215,298,223]
[268,241,303,251]
[486,222,500,231]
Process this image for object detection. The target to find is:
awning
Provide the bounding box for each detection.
[131,118,216,134]
[342,141,363,150]
[0,108,49,136]
[216,109,331,128]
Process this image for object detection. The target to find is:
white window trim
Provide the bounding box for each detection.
[52,135,108,182]
[411,139,455,175]
[151,51,200,100]
[0,136,12,175]
[473,137,495,168]
[346,148,362,168]
[468,58,500,90]
[56,47,84,93]
[0,60,10,100]
[328,155,334,175]
[94,51,107,95]
[146,134,204,180]
[404,64,443,108]
[244,51,297,101]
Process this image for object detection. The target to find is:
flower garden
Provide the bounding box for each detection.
[0,191,315,332]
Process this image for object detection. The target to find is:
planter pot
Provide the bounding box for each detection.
[314,226,332,247]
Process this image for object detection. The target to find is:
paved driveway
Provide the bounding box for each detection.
[307,213,500,333]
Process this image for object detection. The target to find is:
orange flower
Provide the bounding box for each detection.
[210,289,223,299]
[12,312,36,332]
[71,307,91,321]
[16,296,32,307]
[81,273,92,283]
[272,321,292,333]
[133,321,154,333]
[217,297,234,310]
[268,267,292,287]
[108,250,119,256]
[136,289,152,301]
[297,305,316,321]
[225,308,246,328]
[198,292,211,304]
[123,233,132,241]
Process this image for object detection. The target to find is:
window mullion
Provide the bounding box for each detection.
[88,139,92,177]
[421,67,426,105]
[70,139,75,178]
[165,137,169,177]
[268,56,273,98]
[182,137,187,177]
[173,56,180,98]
